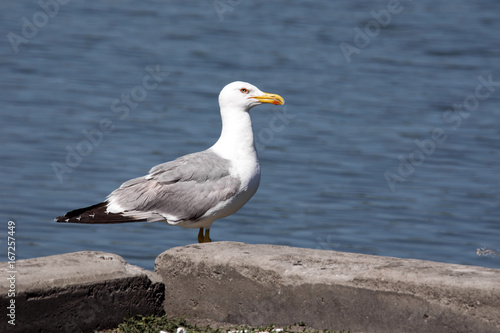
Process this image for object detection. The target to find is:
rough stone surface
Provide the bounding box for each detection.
[0,251,164,333]
[156,242,500,333]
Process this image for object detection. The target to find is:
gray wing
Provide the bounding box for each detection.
[106,150,241,223]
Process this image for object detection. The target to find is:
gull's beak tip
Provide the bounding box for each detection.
[253,92,285,106]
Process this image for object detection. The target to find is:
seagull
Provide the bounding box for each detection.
[55,81,285,243]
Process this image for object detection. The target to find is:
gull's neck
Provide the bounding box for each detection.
[210,107,257,161]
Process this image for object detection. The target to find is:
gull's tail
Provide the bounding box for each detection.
[54,202,146,224]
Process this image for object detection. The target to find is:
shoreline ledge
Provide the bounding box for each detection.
[0,251,165,333]
[1,242,499,333]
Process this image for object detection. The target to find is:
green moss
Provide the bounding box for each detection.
[98,315,349,333]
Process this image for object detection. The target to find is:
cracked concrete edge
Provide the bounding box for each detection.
[0,251,165,333]
[0,243,498,333]
[155,242,500,333]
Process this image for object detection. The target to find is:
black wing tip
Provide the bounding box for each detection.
[54,215,75,223]
[54,202,107,223]
[54,216,68,223]
[54,201,148,224]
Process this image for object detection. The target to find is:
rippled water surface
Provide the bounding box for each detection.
[1,1,500,270]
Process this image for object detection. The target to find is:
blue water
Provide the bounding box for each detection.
[1,1,499,271]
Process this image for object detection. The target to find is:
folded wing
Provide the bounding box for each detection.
[56,150,241,224]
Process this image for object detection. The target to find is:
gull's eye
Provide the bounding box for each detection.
[240,88,249,94]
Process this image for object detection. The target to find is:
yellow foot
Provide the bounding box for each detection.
[204,229,212,243]
[198,228,212,243]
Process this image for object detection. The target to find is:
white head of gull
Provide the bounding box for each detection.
[55,81,285,243]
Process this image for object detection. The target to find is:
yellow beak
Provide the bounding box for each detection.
[252,92,285,105]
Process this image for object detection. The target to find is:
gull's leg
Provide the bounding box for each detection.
[204,228,212,243]
[198,228,204,243]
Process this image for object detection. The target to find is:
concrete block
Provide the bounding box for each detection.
[0,251,164,333]
[156,242,500,333]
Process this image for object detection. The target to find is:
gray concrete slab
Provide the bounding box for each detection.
[156,242,500,333]
[0,251,164,333]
